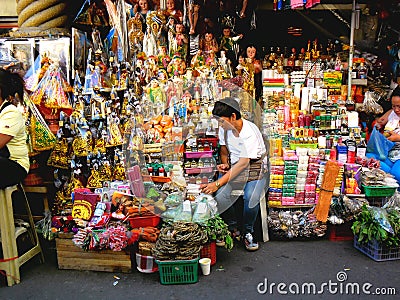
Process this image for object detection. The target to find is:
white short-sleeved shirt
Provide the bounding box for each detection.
[218,119,266,164]
[0,102,29,172]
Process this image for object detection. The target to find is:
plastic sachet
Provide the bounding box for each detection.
[358,91,383,115]
[383,191,400,209]
[370,206,394,234]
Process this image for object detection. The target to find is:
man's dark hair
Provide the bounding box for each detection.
[212,97,241,119]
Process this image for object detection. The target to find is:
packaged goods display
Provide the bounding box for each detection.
[4,0,400,281]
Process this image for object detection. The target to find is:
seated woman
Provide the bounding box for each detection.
[0,68,29,189]
[367,86,400,182]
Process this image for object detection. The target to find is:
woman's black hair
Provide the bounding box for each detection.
[391,85,400,99]
[0,68,25,104]
[212,97,241,119]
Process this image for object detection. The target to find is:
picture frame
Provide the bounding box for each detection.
[38,37,70,82]
[4,39,35,74]
[72,27,88,80]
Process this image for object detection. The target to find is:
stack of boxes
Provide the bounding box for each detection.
[269,157,285,206]
[305,153,320,204]
[295,148,308,204]
[282,150,298,206]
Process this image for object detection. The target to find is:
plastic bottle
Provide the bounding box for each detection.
[358,63,367,79]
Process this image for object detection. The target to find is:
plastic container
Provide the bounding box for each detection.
[185,167,214,174]
[128,215,161,228]
[362,185,397,198]
[354,236,400,261]
[185,151,213,159]
[156,257,199,284]
[200,241,216,266]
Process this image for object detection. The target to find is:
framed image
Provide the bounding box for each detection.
[38,37,70,82]
[4,39,35,74]
[72,28,88,80]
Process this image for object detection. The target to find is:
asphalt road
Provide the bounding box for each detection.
[1,237,400,300]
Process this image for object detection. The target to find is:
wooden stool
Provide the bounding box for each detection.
[0,184,44,286]
[22,184,50,220]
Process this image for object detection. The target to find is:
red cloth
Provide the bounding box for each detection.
[306,0,320,9]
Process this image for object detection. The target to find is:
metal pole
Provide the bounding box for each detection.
[347,0,356,104]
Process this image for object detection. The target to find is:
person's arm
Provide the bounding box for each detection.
[376,109,392,129]
[200,157,250,194]
[387,131,400,142]
[239,0,248,18]
[0,133,12,149]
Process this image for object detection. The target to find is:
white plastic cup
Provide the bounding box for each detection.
[199,258,211,276]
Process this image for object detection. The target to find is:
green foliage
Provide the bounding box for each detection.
[352,205,400,247]
[203,215,233,251]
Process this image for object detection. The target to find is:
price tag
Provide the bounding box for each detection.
[183,200,191,212]
[59,120,64,127]
[197,202,207,214]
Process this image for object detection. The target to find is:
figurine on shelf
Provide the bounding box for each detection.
[106,112,123,147]
[190,49,205,69]
[127,16,145,53]
[144,55,159,83]
[168,22,188,61]
[205,50,217,68]
[199,31,219,62]
[164,0,183,23]
[132,0,152,32]
[145,77,167,105]
[143,12,165,57]
[157,45,171,69]
[167,54,186,77]
[219,26,242,67]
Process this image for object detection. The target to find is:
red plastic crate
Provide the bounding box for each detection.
[200,241,216,266]
[328,222,354,242]
[129,215,160,228]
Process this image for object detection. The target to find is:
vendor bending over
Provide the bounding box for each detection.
[368,86,400,182]
[200,97,267,251]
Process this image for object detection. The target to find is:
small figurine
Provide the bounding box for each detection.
[168,22,188,61]
[199,31,219,62]
[145,77,167,105]
[164,0,183,22]
[157,45,171,69]
[167,54,186,77]
[219,26,242,65]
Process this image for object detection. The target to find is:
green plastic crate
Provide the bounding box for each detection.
[156,258,199,285]
[362,185,396,197]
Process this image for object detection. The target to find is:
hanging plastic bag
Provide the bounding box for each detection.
[367,127,395,160]
[358,91,383,115]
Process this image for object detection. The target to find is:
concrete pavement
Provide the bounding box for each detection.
[1,237,400,300]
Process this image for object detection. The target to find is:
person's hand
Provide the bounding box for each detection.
[133,4,139,14]
[217,163,230,173]
[376,116,387,129]
[200,182,219,194]
[387,131,400,142]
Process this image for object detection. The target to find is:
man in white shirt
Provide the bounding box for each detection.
[200,97,268,251]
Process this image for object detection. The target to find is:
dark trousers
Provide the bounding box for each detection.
[0,157,27,189]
